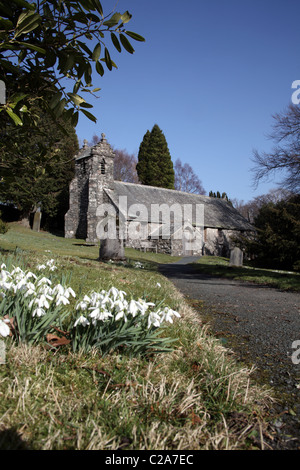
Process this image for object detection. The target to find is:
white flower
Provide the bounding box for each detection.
[147,311,162,329]
[37,277,52,287]
[115,310,127,322]
[32,307,46,317]
[25,272,37,280]
[64,287,76,299]
[128,299,139,317]
[109,287,126,301]
[156,282,161,288]
[0,318,10,337]
[159,307,181,324]
[55,295,70,306]
[74,315,90,327]
[76,295,91,311]
[37,264,46,271]
[136,299,155,316]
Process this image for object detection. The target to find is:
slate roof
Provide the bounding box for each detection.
[105,181,254,231]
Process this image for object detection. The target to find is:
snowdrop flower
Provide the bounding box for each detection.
[128,299,139,317]
[55,294,70,306]
[25,272,37,280]
[23,282,36,297]
[0,318,10,337]
[37,264,46,271]
[37,277,52,287]
[109,287,126,301]
[147,311,162,329]
[159,307,181,324]
[32,307,46,317]
[76,295,91,311]
[89,307,112,322]
[52,284,65,296]
[156,282,161,288]
[136,299,155,316]
[115,309,127,322]
[74,315,90,327]
[64,287,76,299]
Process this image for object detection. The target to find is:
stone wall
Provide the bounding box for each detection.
[65,134,115,242]
[203,228,236,257]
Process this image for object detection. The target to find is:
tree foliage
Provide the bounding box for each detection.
[136,124,175,189]
[0,0,145,130]
[0,111,79,229]
[209,190,232,204]
[245,194,300,272]
[174,158,205,194]
[252,104,300,193]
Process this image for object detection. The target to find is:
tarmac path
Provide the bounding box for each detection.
[158,257,300,450]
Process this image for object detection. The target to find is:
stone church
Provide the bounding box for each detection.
[65,134,254,257]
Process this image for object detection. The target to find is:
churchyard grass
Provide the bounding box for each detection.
[0,223,275,450]
[192,256,300,292]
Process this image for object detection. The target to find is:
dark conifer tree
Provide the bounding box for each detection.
[136,124,174,189]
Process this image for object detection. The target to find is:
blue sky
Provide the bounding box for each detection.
[75,0,300,203]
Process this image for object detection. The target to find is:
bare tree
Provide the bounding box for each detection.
[234,188,292,223]
[113,148,140,183]
[252,104,300,193]
[174,159,205,194]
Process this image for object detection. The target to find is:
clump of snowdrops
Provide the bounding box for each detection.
[0,259,180,356]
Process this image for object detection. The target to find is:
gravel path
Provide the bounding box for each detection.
[159,257,300,450]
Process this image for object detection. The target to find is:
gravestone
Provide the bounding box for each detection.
[99,238,125,261]
[32,208,42,232]
[229,247,243,267]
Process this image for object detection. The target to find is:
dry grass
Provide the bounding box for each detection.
[0,226,276,450]
[0,286,275,450]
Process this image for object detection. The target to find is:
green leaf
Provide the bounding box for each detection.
[71,110,79,127]
[9,93,27,109]
[125,31,146,42]
[49,92,62,110]
[103,12,122,28]
[11,0,35,10]
[121,11,132,24]
[91,0,103,17]
[77,41,92,57]
[111,32,121,53]
[6,107,23,126]
[92,87,101,92]
[80,102,93,108]
[81,108,97,122]
[44,50,56,68]
[96,60,104,76]
[67,93,86,107]
[0,17,13,30]
[53,98,67,118]
[104,47,112,70]
[15,11,41,37]
[120,34,135,54]
[92,43,101,61]
[84,63,92,86]
[16,42,46,54]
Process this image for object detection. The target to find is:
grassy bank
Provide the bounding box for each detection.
[0,223,275,450]
[191,256,300,292]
